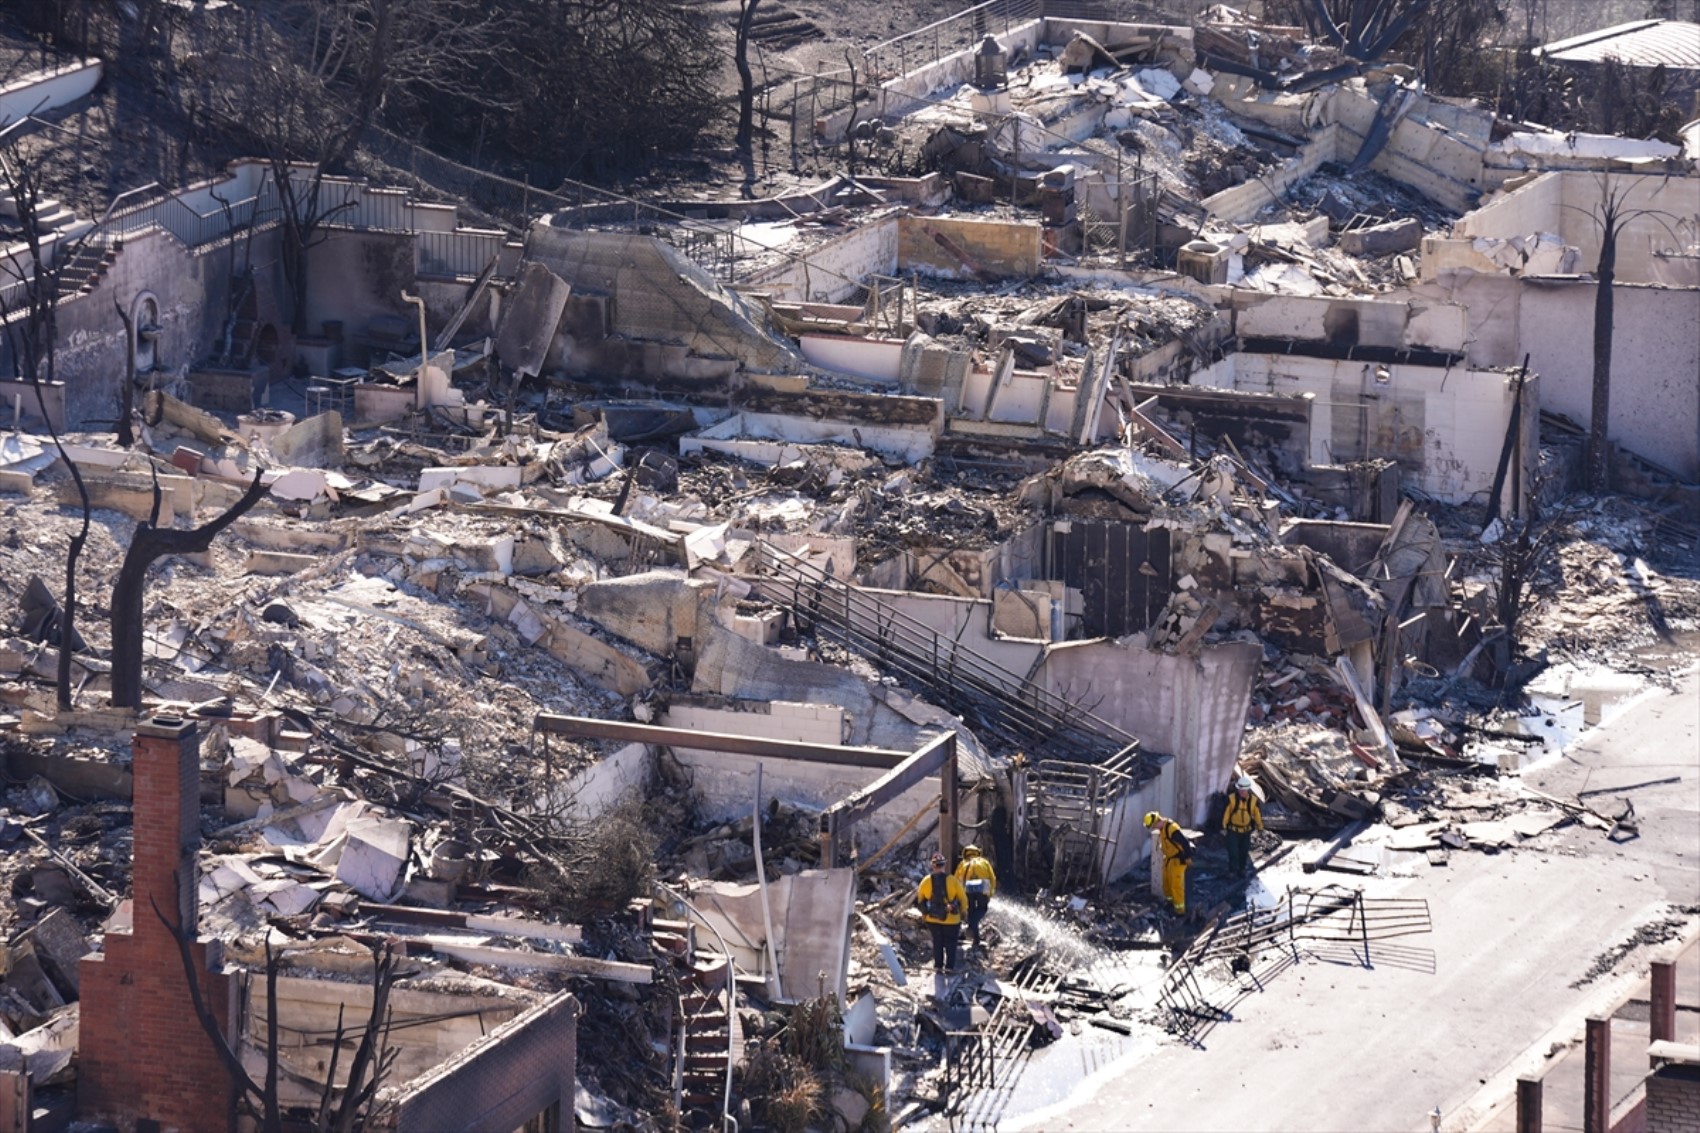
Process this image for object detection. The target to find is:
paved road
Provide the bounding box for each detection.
[1010,670,1700,1133]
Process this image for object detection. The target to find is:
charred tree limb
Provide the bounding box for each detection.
[1,138,98,710]
[110,470,269,708]
[154,896,283,1133]
[114,296,137,448]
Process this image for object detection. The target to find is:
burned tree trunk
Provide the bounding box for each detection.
[160,900,400,1133]
[1,140,98,710]
[1587,220,1617,493]
[114,297,137,448]
[735,0,762,155]
[110,471,268,709]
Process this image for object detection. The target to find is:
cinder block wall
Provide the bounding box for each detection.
[79,719,236,1133]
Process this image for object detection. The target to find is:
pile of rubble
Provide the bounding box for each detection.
[0,0,1694,1123]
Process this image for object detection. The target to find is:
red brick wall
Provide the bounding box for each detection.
[78,719,236,1133]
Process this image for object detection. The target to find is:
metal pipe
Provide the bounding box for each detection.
[400,290,428,409]
[753,764,784,1001]
[532,714,907,768]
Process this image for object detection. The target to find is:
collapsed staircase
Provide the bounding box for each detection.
[753,543,1140,763]
[649,914,739,1121]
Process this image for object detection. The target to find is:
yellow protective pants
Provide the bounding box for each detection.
[1163,855,1188,914]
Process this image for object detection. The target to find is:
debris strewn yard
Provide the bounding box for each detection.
[0,1,1696,1130]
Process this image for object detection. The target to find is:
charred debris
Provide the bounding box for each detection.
[0,3,1696,1130]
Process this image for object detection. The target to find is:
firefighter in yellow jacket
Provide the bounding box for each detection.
[954,845,997,949]
[1144,811,1193,915]
[915,853,968,972]
[1223,774,1265,877]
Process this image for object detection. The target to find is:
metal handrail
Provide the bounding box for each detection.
[758,543,1138,754]
[781,570,1075,744]
[655,882,740,1133]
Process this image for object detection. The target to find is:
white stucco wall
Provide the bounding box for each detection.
[546,742,653,818]
[1519,279,1700,479]
[1451,172,1700,285]
[1037,639,1259,828]
[0,59,102,127]
[659,702,942,859]
[1193,352,1527,505]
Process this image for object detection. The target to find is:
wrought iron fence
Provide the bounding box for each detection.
[1157,884,1434,1038]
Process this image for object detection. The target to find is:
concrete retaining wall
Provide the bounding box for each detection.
[0,59,102,127]
[1193,352,1531,506]
[1037,639,1259,827]
[1203,125,1343,222]
[46,225,284,426]
[742,220,899,304]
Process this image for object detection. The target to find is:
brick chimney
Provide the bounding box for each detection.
[79,716,236,1133]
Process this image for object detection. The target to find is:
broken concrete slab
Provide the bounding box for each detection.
[268,469,335,503]
[265,411,344,469]
[243,550,320,577]
[1507,808,1565,839]
[1337,218,1422,257]
[19,910,88,999]
[0,1002,79,1086]
[494,261,573,377]
[418,464,527,494]
[315,810,411,902]
[1459,820,1513,848]
[249,877,322,917]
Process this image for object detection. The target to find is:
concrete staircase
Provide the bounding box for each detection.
[0,187,103,302]
[53,238,120,297]
[0,188,94,241]
[746,3,825,49]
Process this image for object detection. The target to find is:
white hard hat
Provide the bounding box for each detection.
[1236,775,1254,790]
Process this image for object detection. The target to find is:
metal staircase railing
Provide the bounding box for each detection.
[1024,755,1136,894]
[752,542,1139,762]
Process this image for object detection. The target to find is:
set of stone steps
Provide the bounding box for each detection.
[0,187,103,300]
[745,3,825,49]
[754,539,1142,760]
[53,239,120,298]
[0,189,93,239]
